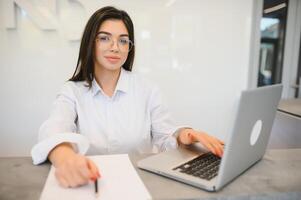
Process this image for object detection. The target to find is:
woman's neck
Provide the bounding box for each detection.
[94,67,121,97]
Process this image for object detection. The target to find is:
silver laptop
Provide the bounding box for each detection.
[137,84,283,191]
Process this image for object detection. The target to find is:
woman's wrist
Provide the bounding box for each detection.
[48,142,76,167]
[176,128,196,145]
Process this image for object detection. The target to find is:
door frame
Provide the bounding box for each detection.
[281,0,301,98]
[248,0,301,99]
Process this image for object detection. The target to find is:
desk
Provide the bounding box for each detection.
[278,98,301,118]
[1,149,301,200]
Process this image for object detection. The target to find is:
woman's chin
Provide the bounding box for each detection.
[103,65,122,72]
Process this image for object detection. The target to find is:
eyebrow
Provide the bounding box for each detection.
[97,31,129,37]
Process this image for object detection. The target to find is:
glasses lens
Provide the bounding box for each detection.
[96,34,112,50]
[118,38,134,53]
[96,34,134,53]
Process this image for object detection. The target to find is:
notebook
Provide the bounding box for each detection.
[40,154,151,199]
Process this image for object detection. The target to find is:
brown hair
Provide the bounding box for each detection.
[69,6,135,88]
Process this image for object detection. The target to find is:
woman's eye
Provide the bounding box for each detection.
[119,38,129,45]
[99,36,110,41]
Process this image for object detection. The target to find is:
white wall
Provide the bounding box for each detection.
[0,0,261,156]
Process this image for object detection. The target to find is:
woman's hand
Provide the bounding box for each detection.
[48,143,101,188]
[177,128,224,157]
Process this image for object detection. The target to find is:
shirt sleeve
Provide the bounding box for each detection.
[149,86,183,152]
[31,82,90,165]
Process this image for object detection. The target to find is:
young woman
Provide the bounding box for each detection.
[31,6,224,188]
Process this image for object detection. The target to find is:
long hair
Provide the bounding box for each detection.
[69,6,135,88]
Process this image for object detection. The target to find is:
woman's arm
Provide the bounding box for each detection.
[32,82,86,164]
[149,86,224,156]
[48,142,77,167]
[32,82,99,188]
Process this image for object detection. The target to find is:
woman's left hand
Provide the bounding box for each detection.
[177,128,224,157]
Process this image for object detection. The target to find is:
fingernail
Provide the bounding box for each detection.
[97,172,101,178]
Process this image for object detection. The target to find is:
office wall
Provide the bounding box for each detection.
[0,0,260,156]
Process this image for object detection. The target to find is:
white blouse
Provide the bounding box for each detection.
[31,68,181,165]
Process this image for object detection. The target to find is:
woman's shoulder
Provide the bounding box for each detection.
[127,70,159,91]
[128,72,159,96]
[127,71,164,103]
[58,80,89,96]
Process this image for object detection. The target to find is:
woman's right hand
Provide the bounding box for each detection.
[48,143,101,188]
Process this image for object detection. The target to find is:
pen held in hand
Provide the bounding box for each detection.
[94,178,99,198]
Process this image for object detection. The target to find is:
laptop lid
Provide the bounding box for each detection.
[216,84,283,190]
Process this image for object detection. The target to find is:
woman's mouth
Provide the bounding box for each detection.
[104,56,121,64]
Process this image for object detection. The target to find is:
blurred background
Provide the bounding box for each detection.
[0,0,300,156]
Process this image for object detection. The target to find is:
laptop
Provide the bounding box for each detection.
[137,84,283,191]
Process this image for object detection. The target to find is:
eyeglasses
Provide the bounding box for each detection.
[95,33,134,53]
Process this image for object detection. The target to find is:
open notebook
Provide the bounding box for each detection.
[40,154,151,200]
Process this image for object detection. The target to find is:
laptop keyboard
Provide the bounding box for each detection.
[173,153,221,180]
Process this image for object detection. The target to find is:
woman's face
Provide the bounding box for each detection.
[94,19,130,73]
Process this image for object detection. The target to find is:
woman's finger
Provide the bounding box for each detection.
[206,142,217,155]
[213,136,225,146]
[206,135,224,157]
[55,170,69,188]
[218,139,225,145]
[87,158,101,179]
[194,132,222,156]
[195,134,217,155]
[60,169,80,188]
[77,163,93,182]
[74,157,93,181]
[211,140,223,157]
[206,141,220,156]
[71,167,90,187]
[57,176,69,188]
[64,158,89,187]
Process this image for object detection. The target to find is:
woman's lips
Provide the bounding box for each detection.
[105,56,121,64]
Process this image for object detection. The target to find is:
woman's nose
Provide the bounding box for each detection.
[109,39,119,52]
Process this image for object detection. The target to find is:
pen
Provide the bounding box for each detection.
[94,178,99,198]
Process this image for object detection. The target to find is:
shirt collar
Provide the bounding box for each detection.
[91,68,129,97]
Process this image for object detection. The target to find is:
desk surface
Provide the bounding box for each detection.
[278,98,301,118]
[1,149,301,200]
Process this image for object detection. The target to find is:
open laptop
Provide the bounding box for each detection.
[137,84,283,191]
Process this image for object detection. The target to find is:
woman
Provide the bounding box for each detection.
[31,6,224,188]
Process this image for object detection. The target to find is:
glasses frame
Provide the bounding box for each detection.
[95,32,134,53]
